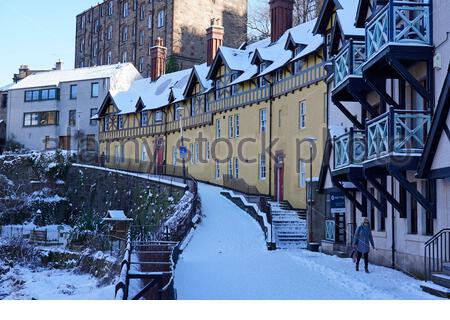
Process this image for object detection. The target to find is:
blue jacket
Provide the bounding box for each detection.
[353,225,374,253]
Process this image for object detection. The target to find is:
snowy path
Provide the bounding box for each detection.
[174,183,438,300]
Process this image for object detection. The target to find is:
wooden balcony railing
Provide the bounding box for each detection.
[209,63,326,113]
[333,128,366,170]
[366,108,431,160]
[366,1,432,60]
[100,63,325,141]
[334,40,366,88]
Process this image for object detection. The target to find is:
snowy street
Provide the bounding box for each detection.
[174,183,438,300]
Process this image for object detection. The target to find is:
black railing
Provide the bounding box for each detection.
[424,228,450,280]
[114,174,199,300]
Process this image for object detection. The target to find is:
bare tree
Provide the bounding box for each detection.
[247,2,271,42]
[248,0,323,42]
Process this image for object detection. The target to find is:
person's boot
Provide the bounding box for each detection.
[365,266,369,273]
[356,264,359,272]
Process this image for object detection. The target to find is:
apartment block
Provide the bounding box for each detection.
[75,0,248,77]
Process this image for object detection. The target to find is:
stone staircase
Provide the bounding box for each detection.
[421,263,450,299]
[269,201,307,250]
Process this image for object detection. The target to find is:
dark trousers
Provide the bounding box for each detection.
[356,251,369,268]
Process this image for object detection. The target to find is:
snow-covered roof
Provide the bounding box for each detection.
[336,0,365,37]
[109,68,192,114]
[0,83,13,92]
[104,210,133,221]
[105,19,324,114]
[9,63,142,91]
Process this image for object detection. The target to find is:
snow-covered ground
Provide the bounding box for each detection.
[174,183,440,300]
[0,265,114,300]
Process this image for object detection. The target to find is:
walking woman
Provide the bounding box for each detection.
[353,218,375,273]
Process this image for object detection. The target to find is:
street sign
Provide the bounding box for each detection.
[330,191,345,214]
[179,146,187,159]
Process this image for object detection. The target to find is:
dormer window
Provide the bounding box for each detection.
[154,111,163,123]
[141,111,148,127]
[174,103,182,120]
[293,59,304,75]
[276,69,284,81]
[191,97,197,116]
[214,80,222,101]
[230,73,238,96]
[258,62,268,88]
[118,115,124,129]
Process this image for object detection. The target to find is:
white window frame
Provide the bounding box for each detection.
[299,100,306,129]
[228,116,234,138]
[234,158,239,179]
[122,51,128,63]
[154,111,163,123]
[141,143,148,162]
[107,51,112,64]
[235,114,240,137]
[148,16,152,29]
[141,112,148,127]
[260,108,267,133]
[123,2,129,17]
[258,63,268,88]
[228,159,233,176]
[215,161,220,179]
[195,143,199,164]
[139,57,144,72]
[108,1,113,16]
[299,160,306,188]
[118,115,124,129]
[206,141,210,161]
[157,10,165,28]
[216,119,221,138]
[107,25,113,40]
[139,31,145,45]
[259,154,267,180]
[190,143,194,164]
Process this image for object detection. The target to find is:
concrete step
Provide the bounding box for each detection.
[421,282,450,299]
[443,263,450,276]
[431,273,450,289]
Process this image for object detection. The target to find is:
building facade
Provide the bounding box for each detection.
[316,0,450,283]
[95,1,327,212]
[6,63,141,152]
[75,0,248,77]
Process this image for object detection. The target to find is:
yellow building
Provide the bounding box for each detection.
[96,16,327,211]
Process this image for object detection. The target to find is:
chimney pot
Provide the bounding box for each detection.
[206,19,224,66]
[150,38,167,80]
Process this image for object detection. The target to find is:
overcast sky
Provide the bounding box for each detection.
[0,1,261,86]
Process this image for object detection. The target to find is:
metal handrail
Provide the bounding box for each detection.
[424,228,450,280]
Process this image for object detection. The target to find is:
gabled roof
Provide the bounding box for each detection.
[183,63,213,97]
[418,65,450,178]
[313,0,343,35]
[101,68,192,116]
[313,0,364,37]
[207,47,252,79]
[356,0,388,28]
[103,210,133,222]
[9,63,141,91]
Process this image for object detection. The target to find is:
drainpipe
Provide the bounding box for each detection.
[264,76,274,199]
[391,177,396,269]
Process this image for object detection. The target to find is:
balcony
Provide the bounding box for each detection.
[334,40,366,89]
[208,63,326,113]
[166,112,213,133]
[366,108,431,162]
[333,129,366,171]
[366,1,432,61]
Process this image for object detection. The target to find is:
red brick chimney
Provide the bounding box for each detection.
[270,0,294,42]
[206,18,224,66]
[150,37,167,80]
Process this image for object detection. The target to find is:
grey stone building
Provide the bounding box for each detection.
[75,0,248,78]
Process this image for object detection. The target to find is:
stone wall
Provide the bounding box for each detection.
[75,0,248,76]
